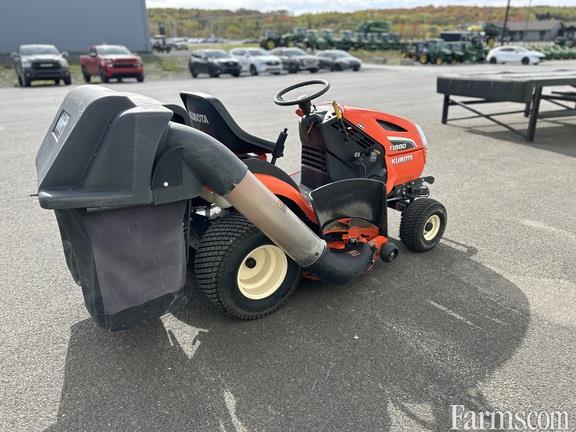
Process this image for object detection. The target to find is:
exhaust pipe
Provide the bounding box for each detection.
[168,123,374,283]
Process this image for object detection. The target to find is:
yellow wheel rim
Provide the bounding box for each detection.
[266,40,275,50]
[237,245,288,300]
[423,215,441,241]
[420,54,428,64]
[436,57,444,65]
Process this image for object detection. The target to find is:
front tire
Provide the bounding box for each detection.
[400,198,447,252]
[137,74,144,82]
[195,213,300,319]
[521,57,530,65]
[100,70,109,83]
[82,68,91,83]
[249,64,258,76]
[489,57,497,64]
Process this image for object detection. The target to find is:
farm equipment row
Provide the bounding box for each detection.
[260,21,401,51]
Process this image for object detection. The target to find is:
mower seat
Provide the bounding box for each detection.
[180,92,275,155]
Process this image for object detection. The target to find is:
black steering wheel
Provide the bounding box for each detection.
[273,80,330,108]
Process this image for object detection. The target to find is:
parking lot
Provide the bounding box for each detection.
[1,61,575,431]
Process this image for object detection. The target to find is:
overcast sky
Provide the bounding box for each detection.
[146,0,576,14]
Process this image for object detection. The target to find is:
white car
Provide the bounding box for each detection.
[229,48,283,75]
[486,46,545,65]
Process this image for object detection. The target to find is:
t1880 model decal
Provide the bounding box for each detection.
[388,137,417,152]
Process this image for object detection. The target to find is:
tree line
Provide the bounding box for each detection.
[148,6,576,40]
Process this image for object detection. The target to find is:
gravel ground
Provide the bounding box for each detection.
[0,61,575,432]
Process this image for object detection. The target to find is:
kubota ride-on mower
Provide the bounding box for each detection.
[36,80,446,331]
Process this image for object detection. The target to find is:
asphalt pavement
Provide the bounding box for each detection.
[1,61,575,431]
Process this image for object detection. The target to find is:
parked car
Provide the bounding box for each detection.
[151,35,172,53]
[188,49,241,78]
[486,46,545,65]
[270,47,319,73]
[12,44,71,87]
[168,37,188,50]
[229,48,282,75]
[317,50,362,71]
[80,45,144,83]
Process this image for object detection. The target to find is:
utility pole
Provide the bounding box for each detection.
[501,0,511,45]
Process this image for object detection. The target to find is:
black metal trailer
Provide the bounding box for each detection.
[437,70,576,142]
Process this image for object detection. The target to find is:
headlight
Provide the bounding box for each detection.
[21,60,31,69]
[415,123,428,149]
[60,59,69,68]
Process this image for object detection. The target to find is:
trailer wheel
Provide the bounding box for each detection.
[400,198,447,252]
[195,213,300,319]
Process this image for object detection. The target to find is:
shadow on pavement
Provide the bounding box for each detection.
[46,240,530,431]
[447,120,576,158]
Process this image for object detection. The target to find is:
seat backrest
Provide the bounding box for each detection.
[180,92,273,155]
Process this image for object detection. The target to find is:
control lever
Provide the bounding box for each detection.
[271,128,288,165]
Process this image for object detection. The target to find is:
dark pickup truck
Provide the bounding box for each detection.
[12,44,71,87]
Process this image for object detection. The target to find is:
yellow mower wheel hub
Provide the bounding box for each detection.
[237,245,288,300]
[423,215,441,241]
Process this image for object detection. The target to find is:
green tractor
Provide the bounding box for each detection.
[401,41,426,60]
[419,39,454,65]
[260,30,283,50]
[334,30,357,51]
[445,42,466,63]
[303,29,329,50]
[355,20,400,51]
[318,29,336,50]
[363,33,383,51]
[288,27,308,47]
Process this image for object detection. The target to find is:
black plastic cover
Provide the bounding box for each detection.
[36,86,176,209]
[310,178,387,234]
[437,70,576,103]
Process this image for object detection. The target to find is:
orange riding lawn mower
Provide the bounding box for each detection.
[36,80,446,331]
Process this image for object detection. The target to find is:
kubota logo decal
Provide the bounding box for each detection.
[190,112,209,124]
[391,154,413,165]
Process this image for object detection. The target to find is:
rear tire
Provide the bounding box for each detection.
[249,64,258,76]
[137,74,144,82]
[54,79,60,85]
[23,77,31,87]
[195,213,300,320]
[489,57,497,64]
[400,198,447,252]
[310,68,319,73]
[64,76,72,85]
[100,70,109,83]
